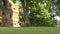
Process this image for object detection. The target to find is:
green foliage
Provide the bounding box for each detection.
[29,0,56,26]
[12,0,16,3]
[17,0,58,26]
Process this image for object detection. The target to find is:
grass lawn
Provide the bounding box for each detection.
[0,27,59,34]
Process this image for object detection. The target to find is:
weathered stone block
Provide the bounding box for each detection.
[0,0,20,27]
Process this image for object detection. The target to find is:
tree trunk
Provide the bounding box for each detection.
[21,0,30,26]
[24,0,30,26]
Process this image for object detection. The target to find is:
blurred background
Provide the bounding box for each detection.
[12,0,60,27]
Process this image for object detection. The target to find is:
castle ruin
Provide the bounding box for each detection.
[0,0,20,27]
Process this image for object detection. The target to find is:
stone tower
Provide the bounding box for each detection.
[0,0,20,27]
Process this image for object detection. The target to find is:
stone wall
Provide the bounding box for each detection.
[0,0,20,27]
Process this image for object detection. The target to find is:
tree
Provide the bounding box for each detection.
[29,0,57,26]
[20,0,30,26]
[19,0,58,26]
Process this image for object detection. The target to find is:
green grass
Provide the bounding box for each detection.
[0,27,59,34]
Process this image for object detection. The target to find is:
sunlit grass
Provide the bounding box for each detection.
[0,27,59,34]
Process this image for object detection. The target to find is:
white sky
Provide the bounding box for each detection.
[54,16,60,21]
